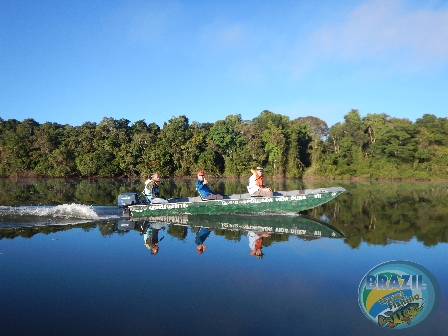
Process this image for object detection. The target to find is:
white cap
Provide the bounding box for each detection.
[145,179,151,185]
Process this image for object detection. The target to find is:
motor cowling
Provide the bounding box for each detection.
[117,192,140,208]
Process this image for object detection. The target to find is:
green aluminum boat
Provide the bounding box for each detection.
[128,187,345,217]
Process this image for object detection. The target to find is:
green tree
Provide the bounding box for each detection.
[262,121,286,176]
[235,121,266,168]
[286,122,312,178]
[0,118,37,176]
[208,115,244,176]
[157,116,191,176]
[294,116,328,168]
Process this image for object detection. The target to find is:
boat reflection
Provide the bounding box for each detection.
[120,214,344,257]
[0,214,344,253]
[127,213,345,239]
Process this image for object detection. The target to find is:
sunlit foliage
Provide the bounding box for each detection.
[1,110,447,179]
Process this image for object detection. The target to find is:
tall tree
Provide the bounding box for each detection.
[208,115,244,176]
[157,116,191,176]
[262,121,286,176]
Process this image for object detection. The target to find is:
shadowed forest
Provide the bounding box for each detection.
[1,110,447,179]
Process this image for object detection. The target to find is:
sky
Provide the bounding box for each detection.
[1,0,447,128]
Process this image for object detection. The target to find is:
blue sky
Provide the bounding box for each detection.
[1,0,447,128]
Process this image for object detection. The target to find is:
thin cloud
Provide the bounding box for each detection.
[311,0,448,69]
[103,0,182,44]
[215,24,246,47]
[199,21,251,51]
[198,21,273,82]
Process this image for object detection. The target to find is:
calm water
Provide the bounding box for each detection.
[1,178,447,336]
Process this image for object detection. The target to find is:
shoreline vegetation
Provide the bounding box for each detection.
[1,110,447,179]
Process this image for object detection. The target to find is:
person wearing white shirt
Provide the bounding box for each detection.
[247,166,273,197]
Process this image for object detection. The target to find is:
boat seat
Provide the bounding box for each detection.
[187,196,203,202]
[169,197,190,203]
[274,190,302,196]
[226,193,251,199]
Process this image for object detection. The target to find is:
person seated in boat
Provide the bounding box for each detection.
[195,170,223,200]
[247,231,271,259]
[247,166,273,197]
[144,173,168,204]
[195,227,212,254]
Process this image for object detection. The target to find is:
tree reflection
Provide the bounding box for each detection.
[167,224,187,241]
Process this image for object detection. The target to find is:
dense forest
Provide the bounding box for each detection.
[1,110,447,179]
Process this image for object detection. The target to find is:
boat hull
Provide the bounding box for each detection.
[129,187,345,217]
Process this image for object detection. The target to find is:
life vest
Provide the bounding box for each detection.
[152,180,160,196]
[145,179,160,197]
[255,174,264,188]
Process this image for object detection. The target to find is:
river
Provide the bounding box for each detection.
[1,178,447,335]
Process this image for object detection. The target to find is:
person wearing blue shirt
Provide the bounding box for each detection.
[195,170,223,200]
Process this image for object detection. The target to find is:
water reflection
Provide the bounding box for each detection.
[113,214,345,257]
[194,227,212,254]
[2,179,448,248]
[306,181,448,247]
[141,221,166,255]
[248,231,271,259]
[0,212,348,249]
[142,213,345,239]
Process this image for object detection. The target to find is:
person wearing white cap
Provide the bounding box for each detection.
[247,166,273,197]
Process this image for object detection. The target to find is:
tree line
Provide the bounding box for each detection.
[1,109,447,179]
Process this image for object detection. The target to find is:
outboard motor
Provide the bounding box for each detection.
[117,192,140,208]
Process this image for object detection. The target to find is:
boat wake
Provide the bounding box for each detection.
[0,204,123,227]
